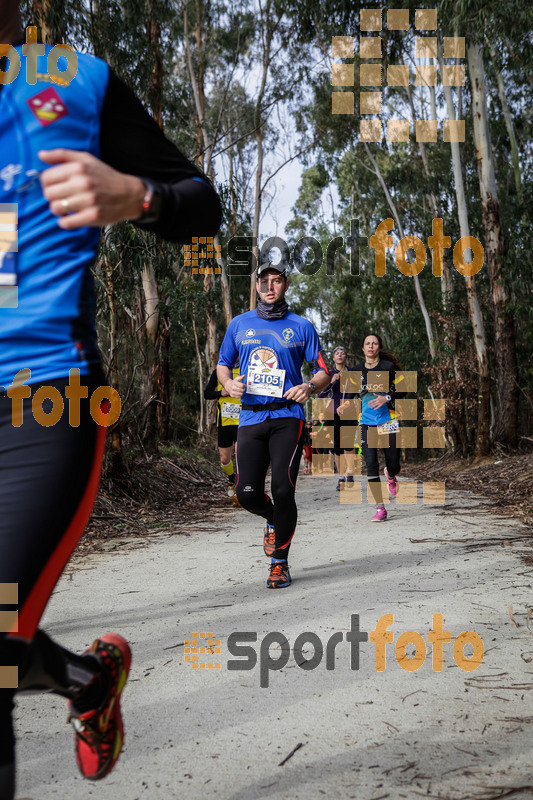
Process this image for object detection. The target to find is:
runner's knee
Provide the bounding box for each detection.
[270,481,295,508]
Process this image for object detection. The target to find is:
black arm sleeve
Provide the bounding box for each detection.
[100,70,222,243]
[203,369,221,400]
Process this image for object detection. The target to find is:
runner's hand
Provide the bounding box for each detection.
[337,401,350,416]
[225,375,246,399]
[284,383,312,403]
[39,149,146,229]
[368,393,389,409]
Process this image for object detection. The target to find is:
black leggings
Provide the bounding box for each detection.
[235,417,305,559]
[332,416,355,456]
[0,375,110,798]
[360,423,401,482]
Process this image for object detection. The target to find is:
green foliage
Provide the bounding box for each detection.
[20,0,533,453]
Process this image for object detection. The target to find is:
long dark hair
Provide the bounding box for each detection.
[361,332,402,370]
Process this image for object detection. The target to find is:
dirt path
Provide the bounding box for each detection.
[15,475,533,800]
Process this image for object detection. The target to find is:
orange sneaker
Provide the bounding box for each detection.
[266,561,291,588]
[263,523,276,556]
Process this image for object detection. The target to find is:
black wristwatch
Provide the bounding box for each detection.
[307,382,316,395]
[138,179,163,224]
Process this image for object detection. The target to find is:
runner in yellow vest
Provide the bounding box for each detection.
[204,367,241,498]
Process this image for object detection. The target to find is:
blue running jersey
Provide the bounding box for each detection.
[359,392,391,425]
[0,46,109,388]
[218,309,322,427]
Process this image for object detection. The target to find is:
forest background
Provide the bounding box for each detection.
[21,0,533,482]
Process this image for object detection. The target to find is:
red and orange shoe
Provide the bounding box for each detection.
[69,633,131,780]
[263,523,276,557]
[266,560,291,589]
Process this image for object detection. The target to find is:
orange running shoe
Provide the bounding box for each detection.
[263,523,276,556]
[266,561,291,589]
[69,633,131,780]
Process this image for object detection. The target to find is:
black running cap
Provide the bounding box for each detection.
[256,261,287,279]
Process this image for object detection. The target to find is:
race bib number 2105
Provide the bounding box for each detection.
[246,365,286,398]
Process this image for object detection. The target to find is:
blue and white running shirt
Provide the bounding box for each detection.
[218,309,323,427]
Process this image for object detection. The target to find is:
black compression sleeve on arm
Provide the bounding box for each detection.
[100,70,222,242]
[204,370,221,400]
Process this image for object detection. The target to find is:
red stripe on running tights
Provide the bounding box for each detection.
[12,424,108,641]
[277,529,295,550]
[287,420,304,489]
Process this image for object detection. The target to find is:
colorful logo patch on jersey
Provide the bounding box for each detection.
[27,87,68,127]
[249,347,278,372]
[282,327,295,342]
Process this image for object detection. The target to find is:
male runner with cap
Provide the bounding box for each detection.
[217,263,332,588]
[0,4,221,798]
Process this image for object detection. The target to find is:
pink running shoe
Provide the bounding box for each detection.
[371,506,388,522]
[384,467,398,497]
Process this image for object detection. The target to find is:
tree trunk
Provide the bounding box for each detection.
[147,1,163,126]
[468,42,518,447]
[101,235,123,478]
[405,82,453,308]
[31,0,63,43]
[215,233,232,326]
[250,0,275,309]
[363,143,436,359]
[183,1,223,370]
[488,43,522,203]
[140,260,160,450]
[442,77,490,456]
[192,317,205,434]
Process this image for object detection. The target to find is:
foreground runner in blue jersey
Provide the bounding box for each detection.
[0,3,222,798]
[217,263,332,588]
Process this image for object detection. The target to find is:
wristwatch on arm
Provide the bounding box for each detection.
[307,382,316,396]
[138,179,163,224]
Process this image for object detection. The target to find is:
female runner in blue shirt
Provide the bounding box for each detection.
[352,333,406,522]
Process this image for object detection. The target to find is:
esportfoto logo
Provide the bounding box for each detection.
[0,26,78,86]
[187,614,484,688]
[332,8,465,143]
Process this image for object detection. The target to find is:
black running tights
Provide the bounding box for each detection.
[235,417,305,559]
[0,376,110,799]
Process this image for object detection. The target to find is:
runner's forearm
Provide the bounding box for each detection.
[217,365,233,393]
[310,370,331,393]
